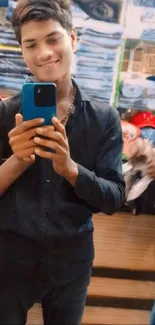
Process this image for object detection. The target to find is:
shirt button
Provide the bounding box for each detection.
[45,212,48,218]
[46,179,50,183]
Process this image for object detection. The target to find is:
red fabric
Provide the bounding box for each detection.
[130,112,155,129]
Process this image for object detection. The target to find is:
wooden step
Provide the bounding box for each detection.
[93,213,155,271]
[82,306,150,325]
[27,304,151,325]
[27,277,155,325]
[88,277,155,299]
[27,304,43,325]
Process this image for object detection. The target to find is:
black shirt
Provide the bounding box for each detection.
[0,80,125,260]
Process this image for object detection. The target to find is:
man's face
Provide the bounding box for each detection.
[21,19,76,82]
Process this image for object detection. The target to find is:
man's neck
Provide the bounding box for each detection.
[55,75,76,121]
[55,75,74,103]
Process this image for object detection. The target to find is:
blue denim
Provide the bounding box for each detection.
[6,0,17,20]
[76,43,117,56]
[141,28,155,41]
[0,0,8,7]
[133,0,155,8]
[118,79,155,110]
[71,2,123,102]
[0,37,19,46]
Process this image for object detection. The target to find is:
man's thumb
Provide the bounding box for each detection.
[15,113,23,126]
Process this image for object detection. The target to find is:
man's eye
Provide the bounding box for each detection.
[27,44,36,49]
[48,38,60,44]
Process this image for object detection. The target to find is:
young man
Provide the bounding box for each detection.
[0,0,125,324]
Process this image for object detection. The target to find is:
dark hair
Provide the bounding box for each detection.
[11,0,73,44]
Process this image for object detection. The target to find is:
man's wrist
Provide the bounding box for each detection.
[64,160,78,187]
[11,154,33,170]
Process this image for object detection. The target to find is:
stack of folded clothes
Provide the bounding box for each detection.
[72,2,89,35]
[0,0,32,98]
[118,78,155,111]
[140,7,155,40]
[0,0,8,7]
[0,25,31,97]
[141,28,155,41]
[133,0,155,7]
[6,0,17,21]
[72,1,123,103]
[0,7,6,27]
[118,0,155,110]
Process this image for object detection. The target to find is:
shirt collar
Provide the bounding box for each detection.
[72,78,90,103]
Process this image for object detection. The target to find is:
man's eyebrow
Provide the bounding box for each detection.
[23,31,61,43]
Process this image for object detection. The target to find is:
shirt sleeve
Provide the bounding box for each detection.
[75,107,125,215]
[0,100,6,165]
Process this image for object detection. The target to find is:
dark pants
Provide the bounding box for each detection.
[0,232,92,325]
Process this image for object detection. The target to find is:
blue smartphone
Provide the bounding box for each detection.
[22,83,56,125]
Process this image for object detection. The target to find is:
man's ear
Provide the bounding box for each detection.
[71,28,77,52]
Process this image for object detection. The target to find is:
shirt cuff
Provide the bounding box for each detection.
[75,164,95,200]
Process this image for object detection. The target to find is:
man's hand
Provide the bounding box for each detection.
[34,117,78,186]
[147,148,155,179]
[129,138,153,161]
[8,114,44,163]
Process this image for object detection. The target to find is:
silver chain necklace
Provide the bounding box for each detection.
[59,87,77,125]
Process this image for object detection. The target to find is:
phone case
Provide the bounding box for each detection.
[22,83,56,126]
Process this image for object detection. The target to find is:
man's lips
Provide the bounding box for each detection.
[39,59,59,67]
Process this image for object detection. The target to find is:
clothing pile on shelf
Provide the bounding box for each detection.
[119,0,155,110]
[6,0,17,21]
[140,5,155,41]
[0,0,31,98]
[0,0,8,7]
[133,0,155,7]
[118,78,155,111]
[0,46,31,97]
[141,27,155,41]
[126,0,155,40]
[72,2,123,103]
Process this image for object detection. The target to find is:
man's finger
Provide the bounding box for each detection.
[13,139,36,151]
[35,127,68,148]
[23,155,35,163]
[9,128,37,147]
[144,141,153,160]
[16,148,36,159]
[128,144,138,159]
[52,117,67,139]
[34,136,66,154]
[9,117,45,137]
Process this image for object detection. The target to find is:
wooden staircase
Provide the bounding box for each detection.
[27,212,155,325]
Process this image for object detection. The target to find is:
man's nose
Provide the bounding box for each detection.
[37,45,53,61]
